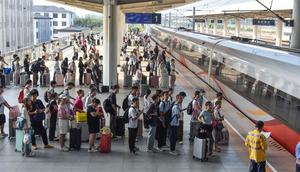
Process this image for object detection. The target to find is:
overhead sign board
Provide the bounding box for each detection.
[285,20,294,27]
[252,19,275,26]
[125,13,161,24]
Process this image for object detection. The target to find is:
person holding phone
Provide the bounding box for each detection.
[128,97,143,154]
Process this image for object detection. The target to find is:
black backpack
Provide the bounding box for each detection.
[30,61,39,72]
[164,101,176,124]
[123,107,130,123]
[122,94,130,111]
[103,96,113,113]
[146,63,150,72]
[186,101,193,115]
[44,90,50,103]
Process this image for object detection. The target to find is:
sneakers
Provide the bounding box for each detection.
[155,147,163,152]
[178,141,183,145]
[169,151,178,156]
[44,144,54,149]
[88,147,98,153]
[32,145,38,150]
[60,147,69,152]
[1,133,8,137]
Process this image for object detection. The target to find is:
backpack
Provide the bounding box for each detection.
[30,61,39,72]
[165,61,171,74]
[164,101,175,124]
[18,89,24,103]
[122,94,130,111]
[123,108,130,123]
[103,96,113,113]
[186,101,193,115]
[146,63,150,72]
[44,90,50,103]
[16,116,26,129]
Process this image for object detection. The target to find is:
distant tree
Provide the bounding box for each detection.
[74,14,103,30]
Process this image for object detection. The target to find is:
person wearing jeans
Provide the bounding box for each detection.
[128,97,142,154]
[169,94,183,155]
[146,94,159,152]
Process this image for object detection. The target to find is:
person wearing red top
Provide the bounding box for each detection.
[74,89,85,113]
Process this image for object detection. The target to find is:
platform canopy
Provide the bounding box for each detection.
[48,0,196,13]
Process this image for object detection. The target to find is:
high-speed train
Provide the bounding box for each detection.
[149,26,300,155]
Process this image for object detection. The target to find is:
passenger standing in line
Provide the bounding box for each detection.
[198,101,214,156]
[74,89,85,118]
[245,121,267,172]
[0,86,12,138]
[169,59,177,88]
[146,94,160,152]
[87,98,101,153]
[212,100,223,152]
[296,141,300,172]
[0,56,8,87]
[198,89,205,110]
[23,80,33,99]
[143,89,152,129]
[177,91,187,144]
[85,87,97,110]
[128,86,139,107]
[60,58,68,78]
[168,88,174,102]
[212,92,223,107]
[92,59,101,93]
[129,52,137,76]
[58,96,71,152]
[29,89,54,150]
[169,94,183,155]
[23,54,31,78]
[48,93,58,141]
[192,90,201,121]
[157,91,170,151]
[109,85,120,138]
[128,97,143,154]
[78,57,85,86]
[13,56,21,86]
[121,57,129,76]
[53,56,61,81]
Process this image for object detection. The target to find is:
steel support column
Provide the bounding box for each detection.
[291,0,300,49]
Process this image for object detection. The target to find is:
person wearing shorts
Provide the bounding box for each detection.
[58,96,71,152]
[87,98,101,153]
[0,86,12,138]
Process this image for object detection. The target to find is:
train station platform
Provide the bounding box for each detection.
[0,44,295,172]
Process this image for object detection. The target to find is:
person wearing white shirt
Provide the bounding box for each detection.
[143,89,152,129]
[128,97,143,154]
[128,86,139,107]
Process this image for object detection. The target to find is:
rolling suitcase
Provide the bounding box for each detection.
[193,136,208,161]
[40,73,50,87]
[55,73,64,86]
[15,129,24,152]
[150,76,159,88]
[139,84,149,97]
[116,116,125,137]
[220,127,229,145]
[77,122,89,142]
[22,130,33,157]
[84,73,92,85]
[123,75,132,87]
[137,119,143,139]
[69,127,81,151]
[20,73,29,87]
[100,133,111,153]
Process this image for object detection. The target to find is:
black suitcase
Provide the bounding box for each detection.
[116,116,125,137]
[69,127,81,151]
[100,86,109,93]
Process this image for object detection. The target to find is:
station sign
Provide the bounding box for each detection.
[125,13,161,24]
[285,20,294,27]
[252,19,275,26]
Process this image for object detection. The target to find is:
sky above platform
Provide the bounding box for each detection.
[33,0,101,17]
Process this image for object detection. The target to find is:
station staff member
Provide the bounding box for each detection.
[245,121,267,172]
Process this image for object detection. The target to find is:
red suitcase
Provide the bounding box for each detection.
[55,74,64,86]
[100,133,111,153]
[150,76,159,88]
